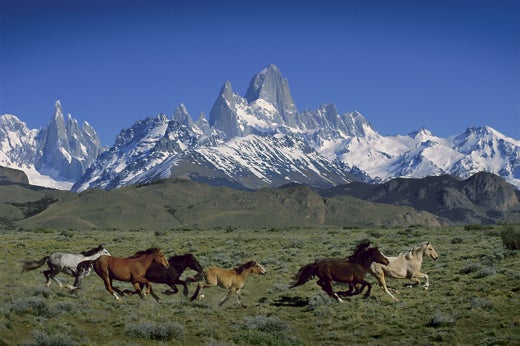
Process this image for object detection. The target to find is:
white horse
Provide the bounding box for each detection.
[369,242,439,300]
[22,244,111,290]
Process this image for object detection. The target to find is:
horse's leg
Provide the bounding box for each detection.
[371,268,398,300]
[317,279,343,302]
[147,285,161,302]
[235,288,247,308]
[218,287,235,306]
[68,275,83,291]
[191,282,210,301]
[44,267,63,288]
[177,279,189,296]
[411,272,429,290]
[357,280,372,298]
[102,276,120,300]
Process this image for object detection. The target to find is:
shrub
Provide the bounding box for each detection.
[20,330,77,346]
[426,311,455,328]
[125,321,185,341]
[501,228,520,250]
[474,267,496,278]
[459,262,480,274]
[9,297,50,317]
[239,315,290,333]
[451,237,463,244]
[232,315,296,345]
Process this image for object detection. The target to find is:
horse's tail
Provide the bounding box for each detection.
[290,262,318,288]
[21,256,50,273]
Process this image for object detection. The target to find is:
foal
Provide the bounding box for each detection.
[191,260,266,308]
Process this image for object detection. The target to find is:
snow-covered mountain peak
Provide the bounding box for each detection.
[244,64,298,126]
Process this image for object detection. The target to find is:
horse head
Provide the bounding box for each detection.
[98,245,111,257]
[153,249,169,268]
[424,242,439,260]
[187,254,204,274]
[238,261,266,275]
[368,247,390,266]
[250,261,267,275]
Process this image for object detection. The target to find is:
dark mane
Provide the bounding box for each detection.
[235,261,256,274]
[347,241,371,263]
[127,247,161,259]
[80,244,104,256]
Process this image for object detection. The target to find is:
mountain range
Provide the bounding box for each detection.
[1,65,519,194]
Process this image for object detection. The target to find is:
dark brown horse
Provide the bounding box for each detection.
[143,253,204,297]
[291,243,389,302]
[92,248,168,302]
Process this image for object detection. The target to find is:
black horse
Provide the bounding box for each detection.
[144,253,204,296]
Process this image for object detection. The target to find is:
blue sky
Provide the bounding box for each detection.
[1,0,519,145]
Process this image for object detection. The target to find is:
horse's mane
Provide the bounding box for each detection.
[403,242,429,259]
[80,244,104,256]
[235,260,256,274]
[347,241,371,262]
[127,247,161,258]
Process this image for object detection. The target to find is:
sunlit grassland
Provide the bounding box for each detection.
[1,225,519,345]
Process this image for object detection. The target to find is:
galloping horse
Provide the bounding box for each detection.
[144,253,204,296]
[191,260,266,308]
[92,247,168,302]
[369,241,439,300]
[291,243,389,302]
[21,244,110,290]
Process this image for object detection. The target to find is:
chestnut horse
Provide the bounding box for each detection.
[190,260,266,308]
[291,243,389,302]
[92,248,168,302]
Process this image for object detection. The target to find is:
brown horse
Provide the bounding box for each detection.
[190,260,266,308]
[92,248,168,302]
[291,244,389,302]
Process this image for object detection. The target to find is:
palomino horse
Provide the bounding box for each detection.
[291,243,389,302]
[143,253,204,297]
[21,244,110,290]
[190,260,266,308]
[92,247,168,302]
[369,241,439,300]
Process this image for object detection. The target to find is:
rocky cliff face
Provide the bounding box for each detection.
[0,166,29,184]
[0,101,104,187]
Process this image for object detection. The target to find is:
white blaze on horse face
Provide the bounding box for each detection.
[257,264,267,275]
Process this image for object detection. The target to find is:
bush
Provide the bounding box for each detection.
[501,228,520,250]
[239,315,290,333]
[125,321,185,341]
[20,330,77,346]
[9,297,50,317]
[426,311,455,328]
[232,315,296,345]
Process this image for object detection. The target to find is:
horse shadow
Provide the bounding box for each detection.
[272,295,309,307]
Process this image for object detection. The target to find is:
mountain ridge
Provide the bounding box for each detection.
[2,171,518,230]
[1,65,519,192]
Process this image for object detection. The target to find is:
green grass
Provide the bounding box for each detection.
[1,225,519,345]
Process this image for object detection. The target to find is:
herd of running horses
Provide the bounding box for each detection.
[21,241,439,306]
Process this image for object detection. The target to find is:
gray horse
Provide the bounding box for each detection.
[22,244,110,290]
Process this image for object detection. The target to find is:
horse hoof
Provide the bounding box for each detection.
[423,286,429,291]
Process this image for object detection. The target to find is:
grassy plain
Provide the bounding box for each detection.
[1,225,519,345]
